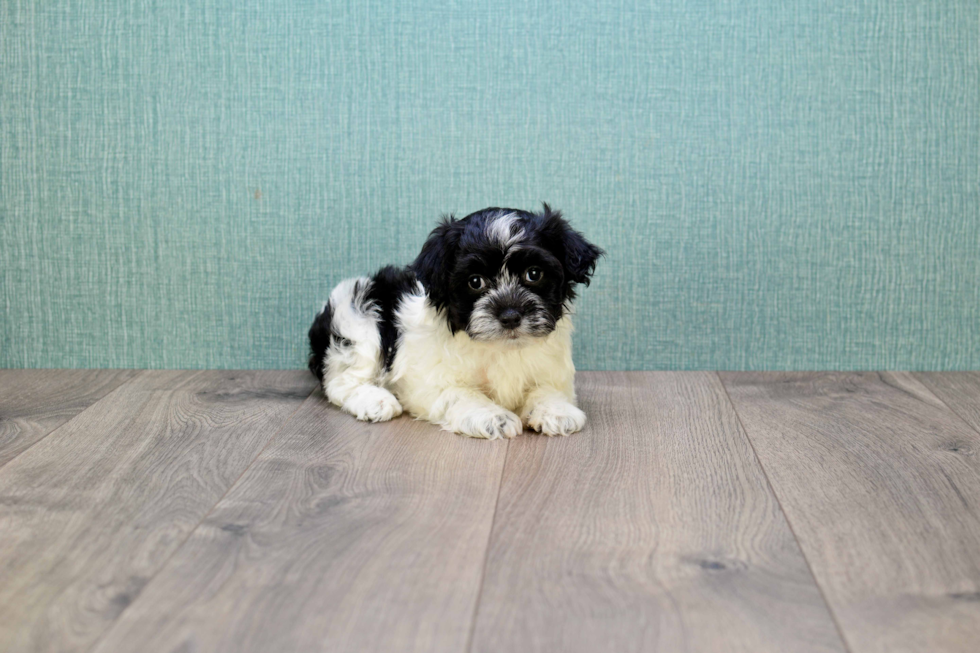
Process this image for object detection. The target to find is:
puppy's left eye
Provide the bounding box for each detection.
[523,267,544,284]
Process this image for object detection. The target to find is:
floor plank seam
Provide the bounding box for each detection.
[82,383,318,653]
[464,437,512,653]
[911,372,980,440]
[714,372,856,653]
[0,369,148,474]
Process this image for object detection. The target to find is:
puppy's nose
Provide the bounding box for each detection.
[498,308,522,330]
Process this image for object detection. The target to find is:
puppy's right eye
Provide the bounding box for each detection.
[468,275,487,291]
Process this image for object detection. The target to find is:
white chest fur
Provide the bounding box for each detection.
[389,289,577,417]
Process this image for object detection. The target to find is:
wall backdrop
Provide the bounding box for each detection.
[2,1,978,370]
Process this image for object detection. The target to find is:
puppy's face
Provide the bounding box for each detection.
[412,205,603,344]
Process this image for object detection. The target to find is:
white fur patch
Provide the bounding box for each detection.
[321,276,391,421]
[446,397,523,439]
[522,396,587,436]
[485,212,525,249]
[319,276,584,439]
[390,288,578,430]
[343,384,403,422]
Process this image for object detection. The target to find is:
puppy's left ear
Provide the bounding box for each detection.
[540,203,604,286]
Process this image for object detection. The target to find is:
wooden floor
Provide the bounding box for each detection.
[1,371,978,653]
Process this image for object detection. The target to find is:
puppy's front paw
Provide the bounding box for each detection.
[344,385,403,423]
[457,407,523,440]
[524,401,586,437]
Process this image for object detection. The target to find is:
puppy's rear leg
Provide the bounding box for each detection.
[313,277,403,423]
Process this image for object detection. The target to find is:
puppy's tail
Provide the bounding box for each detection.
[308,300,334,381]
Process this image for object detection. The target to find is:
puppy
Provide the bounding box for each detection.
[308,204,602,439]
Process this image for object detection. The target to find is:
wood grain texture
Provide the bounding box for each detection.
[916,372,980,436]
[0,369,140,467]
[721,372,980,653]
[91,393,509,653]
[470,372,845,653]
[0,370,314,653]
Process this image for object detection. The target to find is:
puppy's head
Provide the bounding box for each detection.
[411,204,603,343]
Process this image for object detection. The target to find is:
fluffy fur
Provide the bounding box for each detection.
[308,204,602,439]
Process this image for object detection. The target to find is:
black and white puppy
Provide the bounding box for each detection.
[308,204,602,439]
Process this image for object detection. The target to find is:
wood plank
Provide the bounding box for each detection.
[721,372,980,653]
[0,369,140,467]
[91,393,509,653]
[470,372,845,653]
[0,370,315,653]
[916,372,980,436]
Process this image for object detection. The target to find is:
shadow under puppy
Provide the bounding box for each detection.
[308,204,602,439]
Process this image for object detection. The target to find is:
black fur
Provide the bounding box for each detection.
[534,203,604,299]
[308,267,417,381]
[410,204,604,334]
[307,300,333,380]
[366,265,417,370]
[310,204,602,376]
[410,215,463,312]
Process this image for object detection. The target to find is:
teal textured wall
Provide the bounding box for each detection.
[2,1,978,371]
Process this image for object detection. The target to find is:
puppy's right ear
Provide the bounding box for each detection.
[411,215,461,310]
